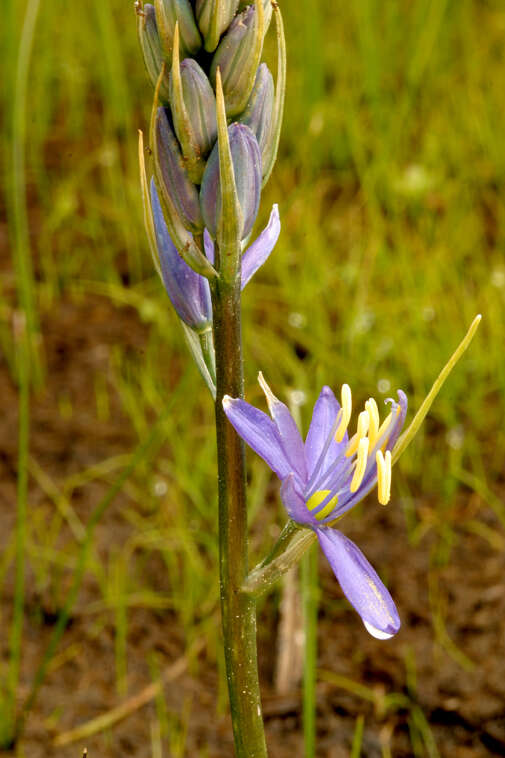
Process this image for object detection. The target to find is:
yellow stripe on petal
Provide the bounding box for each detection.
[376,449,392,505]
[335,384,352,442]
[350,437,369,492]
[306,489,338,521]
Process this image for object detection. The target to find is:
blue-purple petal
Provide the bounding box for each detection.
[241,204,280,289]
[203,228,215,265]
[222,396,293,480]
[259,374,307,480]
[280,473,312,524]
[151,179,212,329]
[305,386,347,481]
[315,527,400,638]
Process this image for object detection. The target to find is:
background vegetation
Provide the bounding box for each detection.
[0,0,504,755]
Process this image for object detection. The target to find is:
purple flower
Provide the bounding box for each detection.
[223,375,408,639]
[151,180,280,330]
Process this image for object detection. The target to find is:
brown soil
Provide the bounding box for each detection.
[0,295,504,758]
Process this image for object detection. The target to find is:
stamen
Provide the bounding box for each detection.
[375,411,392,447]
[376,449,392,505]
[306,489,339,521]
[365,398,380,447]
[350,437,369,492]
[345,410,370,458]
[335,384,352,442]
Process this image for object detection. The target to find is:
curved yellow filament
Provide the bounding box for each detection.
[350,437,369,492]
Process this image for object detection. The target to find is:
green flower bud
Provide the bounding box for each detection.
[136,3,170,101]
[153,106,204,233]
[154,0,202,59]
[170,59,217,163]
[238,63,273,170]
[195,0,240,53]
[210,0,265,117]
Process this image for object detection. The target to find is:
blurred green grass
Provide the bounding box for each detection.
[1,0,504,753]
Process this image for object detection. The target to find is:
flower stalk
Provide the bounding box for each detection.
[211,267,268,758]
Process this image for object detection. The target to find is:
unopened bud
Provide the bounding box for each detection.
[153,107,204,233]
[238,0,272,31]
[137,3,170,101]
[210,1,265,117]
[150,180,212,331]
[195,0,240,52]
[154,0,201,59]
[200,123,261,240]
[170,59,217,162]
[238,63,273,170]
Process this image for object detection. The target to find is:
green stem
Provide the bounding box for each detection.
[211,274,268,758]
[301,545,318,758]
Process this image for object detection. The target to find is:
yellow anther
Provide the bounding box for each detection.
[345,410,370,458]
[306,489,339,521]
[376,411,392,445]
[365,398,380,447]
[335,384,352,442]
[376,449,392,505]
[350,437,369,493]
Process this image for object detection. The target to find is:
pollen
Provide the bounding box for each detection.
[350,437,369,492]
[306,489,339,521]
[376,449,392,505]
[335,384,352,442]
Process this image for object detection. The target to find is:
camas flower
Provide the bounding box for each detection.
[151,180,280,330]
[223,374,408,639]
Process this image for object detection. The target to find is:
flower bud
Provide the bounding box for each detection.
[153,106,204,233]
[210,2,265,117]
[200,123,261,240]
[238,63,273,168]
[195,0,240,52]
[154,0,201,59]
[150,180,212,331]
[136,3,170,101]
[170,59,217,163]
[238,0,272,31]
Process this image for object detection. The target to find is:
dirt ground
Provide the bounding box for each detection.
[0,295,504,758]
